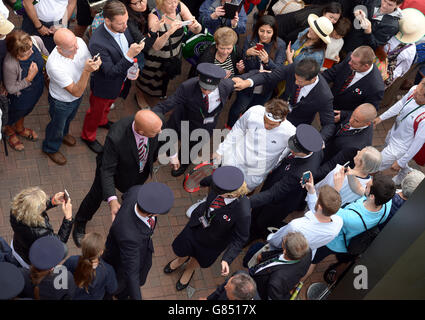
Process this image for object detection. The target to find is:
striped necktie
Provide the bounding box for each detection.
[337,122,351,135]
[147,217,155,229]
[138,138,148,173]
[203,94,209,112]
[340,71,356,92]
[292,85,301,105]
[209,196,225,209]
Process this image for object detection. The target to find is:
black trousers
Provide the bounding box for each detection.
[74,165,150,224]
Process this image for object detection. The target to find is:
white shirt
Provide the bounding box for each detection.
[379,86,425,168]
[203,87,220,113]
[0,1,9,19]
[349,64,374,88]
[46,37,91,102]
[134,204,156,229]
[216,105,296,190]
[35,0,68,22]
[384,37,416,80]
[294,76,320,105]
[313,164,370,207]
[267,192,343,259]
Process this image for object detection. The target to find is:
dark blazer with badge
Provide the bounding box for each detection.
[322,112,373,164]
[152,77,235,135]
[322,53,385,119]
[249,151,323,239]
[173,176,251,268]
[89,24,135,100]
[102,185,155,300]
[251,249,312,300]
[100,116,159,200]
[249,63,335,142]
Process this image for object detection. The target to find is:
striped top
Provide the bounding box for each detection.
[214,54,234,77]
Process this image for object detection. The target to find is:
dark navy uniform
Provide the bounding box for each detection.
[249,124,324,241]
[172,166,251,268]
[152,63,235,176]
[102,183,174,300]
[0,262,25,300]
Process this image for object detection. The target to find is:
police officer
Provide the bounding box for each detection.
[248,124,325,242]
[164,166,251,291]
[102,182,174,300]
[152,62,236,177]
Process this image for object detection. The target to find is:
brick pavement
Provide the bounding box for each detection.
[1,7,423,301]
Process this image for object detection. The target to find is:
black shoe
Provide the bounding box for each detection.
[72,221,87,248]
[99,121,114,130]
[163,257,190,274]
[176,270,195,291]
[81,138,103,153]
[171,163,189,177]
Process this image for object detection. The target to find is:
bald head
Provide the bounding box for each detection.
[134,110,162,138]
[349,103,377,128]
[54,28,78,58]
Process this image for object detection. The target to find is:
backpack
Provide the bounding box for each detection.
[343,205,387,256]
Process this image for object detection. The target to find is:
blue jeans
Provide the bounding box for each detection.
[42,94,82,154]
[227,88,272,127]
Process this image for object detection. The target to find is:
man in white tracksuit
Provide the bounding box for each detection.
[213,98,296,191]
[374,78,425,185]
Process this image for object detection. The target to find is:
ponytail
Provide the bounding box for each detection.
[30,266,52,300]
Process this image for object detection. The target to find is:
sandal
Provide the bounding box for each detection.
[16,128,38,141]
[7,134,24,151]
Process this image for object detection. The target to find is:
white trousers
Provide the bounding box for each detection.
[379,144,412,185]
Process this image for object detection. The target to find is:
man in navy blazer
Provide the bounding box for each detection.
[80,0,144,153]
[322,46,385,122]
[233,58,335,143]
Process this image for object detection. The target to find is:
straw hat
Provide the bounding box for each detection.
[0,14,14,36]
[395,8,425,44]
[307,14,333,45]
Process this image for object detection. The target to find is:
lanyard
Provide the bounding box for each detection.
[398,96,425,123]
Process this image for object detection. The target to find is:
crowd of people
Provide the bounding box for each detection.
[0,0,425,301]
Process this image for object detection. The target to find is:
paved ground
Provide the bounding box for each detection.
[1,7,423,300]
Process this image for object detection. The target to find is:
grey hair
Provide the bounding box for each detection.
[361,146,382,174]
[229,273,257,300]
[402,169,425,198]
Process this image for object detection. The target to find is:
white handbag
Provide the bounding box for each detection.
[272,0,305,16]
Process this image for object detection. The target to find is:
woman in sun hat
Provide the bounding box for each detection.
[382,8,425,87]
[285,13,333,68]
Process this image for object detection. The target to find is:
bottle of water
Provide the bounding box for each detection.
[127,58,138,80]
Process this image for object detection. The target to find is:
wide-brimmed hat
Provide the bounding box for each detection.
[0,14,14,36]
[395,8,425,44]
[307,14,333,44]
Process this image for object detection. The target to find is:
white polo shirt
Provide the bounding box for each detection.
[46,37,91,102]
[34,0,68,23]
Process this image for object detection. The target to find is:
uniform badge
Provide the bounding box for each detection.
[355,88,362,95]
[223,215,231,222]
[285,164,291,171]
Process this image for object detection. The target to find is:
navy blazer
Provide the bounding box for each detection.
[152,77,235,134]
[89,24,135,100]
[322,53,385,119]
[249,63,335,142]
[102,185,156,300]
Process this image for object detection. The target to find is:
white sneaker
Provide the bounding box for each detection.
[186,197,206,218]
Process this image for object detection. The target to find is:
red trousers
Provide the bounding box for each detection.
[81,92,115,141]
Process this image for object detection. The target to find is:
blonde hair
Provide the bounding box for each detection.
[156,0,180,9]
[214,27,238,47]
[11,187,48,228]
[222,181,249,198]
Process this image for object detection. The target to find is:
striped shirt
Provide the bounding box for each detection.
[214,54,234,77]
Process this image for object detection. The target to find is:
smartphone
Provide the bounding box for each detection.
[92,53,100,62]
[64,189,70,203]
[301,171,311,185]
[139,37,146,44]
[256,43,264,51]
